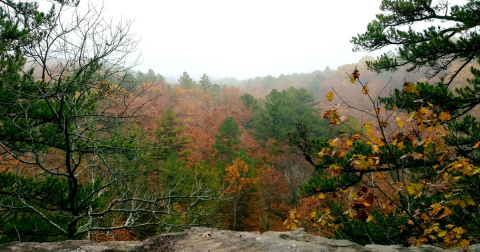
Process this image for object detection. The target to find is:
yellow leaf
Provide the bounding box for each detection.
[473,141,480,149]
[350,76,355,84]
[325,92,334,102]
[445,192,453,199]
[452,227,466,235]
[375,108,381,114]
[412,152,424,160]
[362,86,369,95]
[450,199,467,208]
[366,215,374,223]
[405,183,422,195]
[439,206,453,218]
[310,212,317,218]
[459,239,470,248]
[318,193,325,199]
[349,192,357,198]
[438,230,447,237]
[324,208,331,215]
[397,142,405,150]
[366,128,373,135]
[431,203,442,214]
[403,82,419,94]
[466,197,475,206]
[346,140,353,147]
[328,138,339,147]
[424,228,433,235]
[446,224,455,229]
[396,117,405,128]
[439,111,451,122]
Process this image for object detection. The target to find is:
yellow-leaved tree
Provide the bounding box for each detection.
[287,0,480,249]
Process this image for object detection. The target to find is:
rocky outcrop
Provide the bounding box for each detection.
[0,227,478,252]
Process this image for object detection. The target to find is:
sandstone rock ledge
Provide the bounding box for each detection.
[0,227,479,252]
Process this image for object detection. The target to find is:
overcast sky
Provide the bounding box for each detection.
[37,0,464,80]
[89,0,389,80]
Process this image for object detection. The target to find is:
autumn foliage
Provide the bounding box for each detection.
[287,63,480,249]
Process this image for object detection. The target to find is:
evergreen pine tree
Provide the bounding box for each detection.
[151,108,190,159]
[239,93,257,110]
[199,73,212,93]
[253,87,332,142]
[178,71,196,89]
[212,117,242,164]
[351,0,480,85]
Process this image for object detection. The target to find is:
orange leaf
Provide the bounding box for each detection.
[351,134,361,141]
[351,69,360,80]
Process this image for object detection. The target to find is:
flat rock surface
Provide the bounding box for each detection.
[0,227,479,252]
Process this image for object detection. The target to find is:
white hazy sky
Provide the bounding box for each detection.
[92,0,387,80]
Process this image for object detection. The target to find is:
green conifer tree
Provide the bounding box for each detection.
[253,87,332,142]
[351,0,480,85]
[212,117,242,164]
[178,71,196,89]
[199,73,212,93]
[151,108,190,159]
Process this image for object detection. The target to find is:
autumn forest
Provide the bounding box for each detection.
[1,0,480,250]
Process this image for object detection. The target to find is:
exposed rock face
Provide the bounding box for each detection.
[0,227,478,252]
